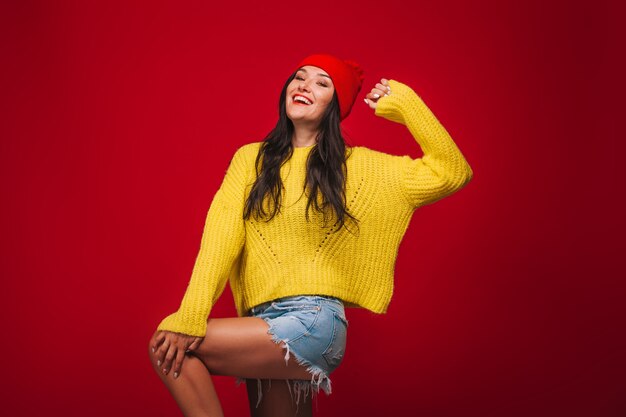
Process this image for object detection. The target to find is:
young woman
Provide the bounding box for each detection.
[149,53,473,417]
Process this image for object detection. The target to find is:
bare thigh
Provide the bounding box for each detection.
[188,316,314,381]
[245,378,312,417]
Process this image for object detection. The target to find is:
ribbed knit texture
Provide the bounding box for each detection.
[157,79,473,337]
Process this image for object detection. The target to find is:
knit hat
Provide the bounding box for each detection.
[294,53,365,121]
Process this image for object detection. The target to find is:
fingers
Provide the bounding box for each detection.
[188,337,203,351]
[154,334,171,370]
[151,331,165,353]
[366,85,389,101]
[172,347,187,379]
[161,335,178,377]
[170,337,203,379]
[152,331,202,380]
[376,80,392,96]
[364,78,392,109]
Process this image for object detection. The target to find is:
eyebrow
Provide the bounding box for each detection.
[297,68,332,80]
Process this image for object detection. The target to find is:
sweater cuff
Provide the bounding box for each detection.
[157,312,207,337]
[374,79,419,125]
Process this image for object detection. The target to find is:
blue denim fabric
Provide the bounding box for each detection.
[234,295,349,409]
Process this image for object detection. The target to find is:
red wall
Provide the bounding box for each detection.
[1,1,624,416]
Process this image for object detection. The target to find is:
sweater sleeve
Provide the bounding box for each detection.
[374,79,473,208]
[156,145,249,337]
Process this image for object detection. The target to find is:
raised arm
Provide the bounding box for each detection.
[156,145,249,337]
[369,79,473,208]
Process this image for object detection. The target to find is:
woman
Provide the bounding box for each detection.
[149,53,473,417]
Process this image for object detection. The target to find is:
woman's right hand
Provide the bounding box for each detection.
[363,78,392,110]
[150,329,204,379]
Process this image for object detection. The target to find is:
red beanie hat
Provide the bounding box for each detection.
[294,53,365,121]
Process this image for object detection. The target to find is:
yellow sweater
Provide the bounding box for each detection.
[157,79,473,337]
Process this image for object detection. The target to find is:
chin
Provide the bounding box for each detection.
[286,112,306,122]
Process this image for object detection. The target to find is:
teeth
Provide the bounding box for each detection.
[294,96,312,105]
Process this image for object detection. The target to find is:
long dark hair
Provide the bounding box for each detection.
[243,70,360,235]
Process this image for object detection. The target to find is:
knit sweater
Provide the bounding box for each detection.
[157,79,473,337]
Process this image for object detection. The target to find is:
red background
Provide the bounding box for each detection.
[1,1,624,416]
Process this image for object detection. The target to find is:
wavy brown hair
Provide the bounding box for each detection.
[243,70,360,235]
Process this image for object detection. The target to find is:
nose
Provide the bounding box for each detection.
[298,79,311,92]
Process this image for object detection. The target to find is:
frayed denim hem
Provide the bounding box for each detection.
[234,317,332,413]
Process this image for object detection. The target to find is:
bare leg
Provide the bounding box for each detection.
[149,317,316,417]
[149,345,224,417]
[246,379,313,417]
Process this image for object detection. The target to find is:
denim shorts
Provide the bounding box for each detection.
[234,295,349,409]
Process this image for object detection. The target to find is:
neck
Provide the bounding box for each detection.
[292,122,319,148]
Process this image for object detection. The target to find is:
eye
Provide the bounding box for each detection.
[317,81,328,87]
[295,75,304,80]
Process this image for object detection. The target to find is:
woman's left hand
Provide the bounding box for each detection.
[150,330,203,379]
[364,78,392,110]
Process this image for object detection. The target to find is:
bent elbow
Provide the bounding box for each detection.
[444,162,473,192]
[462,162,474,187]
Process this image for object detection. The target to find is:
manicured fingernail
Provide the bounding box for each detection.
[387,86,391,91]
[157,360,161,366]
[174,372,179,379]
[162,368,167,374]
[151,347,155,353]
[363,98,368,104]
[373,93,380,98]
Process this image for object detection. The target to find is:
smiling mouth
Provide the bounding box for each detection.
[293,95,313,105]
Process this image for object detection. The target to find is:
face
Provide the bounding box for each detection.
[285,65,335,126]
